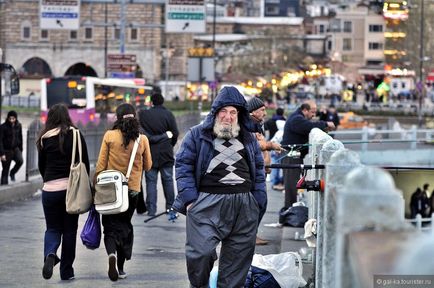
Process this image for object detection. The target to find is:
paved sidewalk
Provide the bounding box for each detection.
[0,177,313,287]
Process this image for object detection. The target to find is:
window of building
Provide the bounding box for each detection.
[343,38,352,50]
[369,24,383,32]
[287,7,296,17]
[266,5,279,15]
[343,21,352,33]
[40,29,49,40]
[369,42,383,50]
[21,21,32,40]
[84,27,93,40]
[330,19,341,32]
[130,28,138,41]
[114,27,120,40]
[70,30,78,40]
[319,24,325,34]
[328,40,332,50]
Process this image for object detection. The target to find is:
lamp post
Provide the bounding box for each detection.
[418,0,425,127]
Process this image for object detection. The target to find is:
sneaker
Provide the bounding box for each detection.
[10,173,15,182]
[255,236,269,246]
[108,254,118,282]
[42,254,56,280]
[118,270,127,279]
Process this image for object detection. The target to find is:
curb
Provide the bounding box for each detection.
[0,178,42,205]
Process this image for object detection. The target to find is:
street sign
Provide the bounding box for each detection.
[107,54,137,65]
[166,0,206,33]
[107,54,137,76]
[40,0,80,30]
[108,72,135,79]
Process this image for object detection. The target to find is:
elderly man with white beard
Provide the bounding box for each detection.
[172,86,267,288]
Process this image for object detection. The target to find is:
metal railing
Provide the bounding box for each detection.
[25,112,200,181]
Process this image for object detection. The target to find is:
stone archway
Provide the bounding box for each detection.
[20,57,53,78]
[64,62,98,77]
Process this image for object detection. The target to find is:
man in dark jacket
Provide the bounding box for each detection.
[172,86,266,288]
[138,93,179,216]
[0,110,23,185]
[281,101,335,209]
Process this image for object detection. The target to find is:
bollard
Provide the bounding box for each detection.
[335,166,404,288]
[321,148,361,288]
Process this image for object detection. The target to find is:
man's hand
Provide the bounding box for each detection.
[272,142,284,153]
[166,131,173,139]
[326,122,336,131]
[0,155,5,161]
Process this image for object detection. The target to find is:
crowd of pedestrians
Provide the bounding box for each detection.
[10,85,413,286]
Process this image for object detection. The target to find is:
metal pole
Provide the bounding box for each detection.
[120,0,126,54]
[211,0,216,102]
[418,0,425,127]
[165,36,170,97]
[104,2,108,77]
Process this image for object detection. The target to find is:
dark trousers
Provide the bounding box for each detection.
[283,156,303,209]
[102,193,138,270]
[186,192,259,288]
[42,190,79,280]
[145,165,175,214]
[1,148,23,184]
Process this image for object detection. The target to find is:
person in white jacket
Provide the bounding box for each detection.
[270,120,286,191]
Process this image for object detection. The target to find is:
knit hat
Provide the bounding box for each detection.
[247,97,265,113]
[7,110,17,119]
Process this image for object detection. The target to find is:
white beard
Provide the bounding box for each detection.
[213,120,240,140]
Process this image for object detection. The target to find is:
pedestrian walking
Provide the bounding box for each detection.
[281,100,335,210]
[94,103,152,281]
[0,110,23,184]
[138,92,179,216]
[172,86,266,288]
[36,103,90,281]
[247,96,283,246]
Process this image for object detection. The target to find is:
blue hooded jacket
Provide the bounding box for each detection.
[172,86,267,215]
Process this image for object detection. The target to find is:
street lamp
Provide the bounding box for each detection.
[418,0,425,127]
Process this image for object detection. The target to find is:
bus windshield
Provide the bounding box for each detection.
[46,77,87,109]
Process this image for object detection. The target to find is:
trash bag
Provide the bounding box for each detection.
[279,206,308,228]
[249,252,306,288]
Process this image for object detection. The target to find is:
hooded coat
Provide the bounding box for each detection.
[172,86,267,215]
[0,112,23,156]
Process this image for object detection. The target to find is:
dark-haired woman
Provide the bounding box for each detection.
[95,103,152,281]
[36,103,90,281]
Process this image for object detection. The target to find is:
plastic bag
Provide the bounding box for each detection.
[80,205,101,249]
[250,252,307,288]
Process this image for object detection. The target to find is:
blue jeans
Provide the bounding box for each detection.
[270,151,283,185]
[42,190,79,280]
[145,166,175,215]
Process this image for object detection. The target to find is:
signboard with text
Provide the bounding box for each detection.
[166,0,206,33]
[40,0,80,30]
[107,54,137,78]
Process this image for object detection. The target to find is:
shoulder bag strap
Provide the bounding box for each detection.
[76,129,83,164]
[70,128,77,168]
[125,135,140,181]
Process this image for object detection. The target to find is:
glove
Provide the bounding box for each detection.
[167,209,178,222]
[166,131,173,139]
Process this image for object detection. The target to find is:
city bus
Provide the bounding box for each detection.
[40,76,153,124]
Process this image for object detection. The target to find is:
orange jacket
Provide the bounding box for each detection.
[95,130,152,192]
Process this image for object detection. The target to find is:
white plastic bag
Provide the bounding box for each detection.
[251,252,307,288]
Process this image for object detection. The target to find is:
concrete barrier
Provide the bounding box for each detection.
[0,177,43,205]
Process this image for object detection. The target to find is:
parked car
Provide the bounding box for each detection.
[338,112,368,129]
